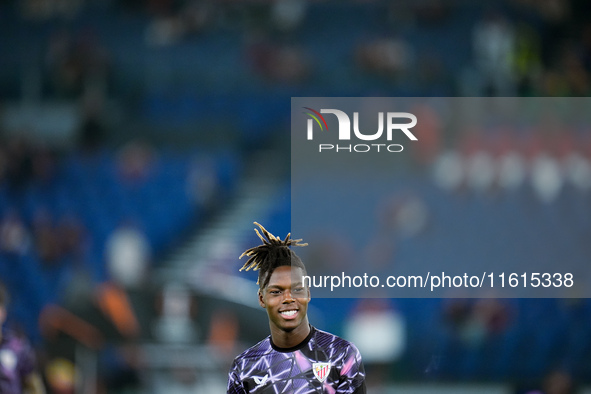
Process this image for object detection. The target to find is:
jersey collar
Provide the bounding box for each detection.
[270,325,315,353]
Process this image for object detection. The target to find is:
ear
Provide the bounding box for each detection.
[258,289,265,308]
[306,287,311,302]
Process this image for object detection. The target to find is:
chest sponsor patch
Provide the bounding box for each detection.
[253,374,269,388]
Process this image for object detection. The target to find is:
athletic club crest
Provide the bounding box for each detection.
[312,362,331,383]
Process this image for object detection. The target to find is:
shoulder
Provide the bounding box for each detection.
[1,330,32,354]
[231,336,272,369]
[311,327,360,355]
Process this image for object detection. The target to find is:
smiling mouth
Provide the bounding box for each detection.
[280,310,298,318]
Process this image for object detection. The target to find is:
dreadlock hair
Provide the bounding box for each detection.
[239,222,308,290]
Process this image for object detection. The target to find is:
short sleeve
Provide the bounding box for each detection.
[227,359,247,394]
[336,343,366,394]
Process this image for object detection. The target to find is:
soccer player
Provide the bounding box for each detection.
[0,281,46,394]
[227,223,366,393]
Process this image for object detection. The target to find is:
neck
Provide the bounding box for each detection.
[270,318,311,349]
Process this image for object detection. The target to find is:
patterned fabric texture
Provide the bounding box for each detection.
[227,326,366,394]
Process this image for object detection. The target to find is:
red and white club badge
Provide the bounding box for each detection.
[312,362,331,383]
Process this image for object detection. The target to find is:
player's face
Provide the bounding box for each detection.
[259,266,310,333]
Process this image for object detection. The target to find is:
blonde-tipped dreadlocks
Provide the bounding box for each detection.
[239,222,308,288]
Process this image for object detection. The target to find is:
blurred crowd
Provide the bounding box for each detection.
[0,134,234,392]
[432,126,591,203]
[1,0,591,392]
[1,0,588,100]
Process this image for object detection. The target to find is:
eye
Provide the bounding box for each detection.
[293,287,305,294]
[269,290,281,295]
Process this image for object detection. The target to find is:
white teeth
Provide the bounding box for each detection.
[281,310,297,317]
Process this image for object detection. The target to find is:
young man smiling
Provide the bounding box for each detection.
[227,223,366,393]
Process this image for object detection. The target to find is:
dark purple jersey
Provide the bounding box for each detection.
[227,326,366,394]
[0,330,36,394]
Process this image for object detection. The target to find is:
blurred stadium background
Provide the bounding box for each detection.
[1,0,591,393]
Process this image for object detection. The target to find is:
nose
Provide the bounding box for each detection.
[282,289,295,303]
